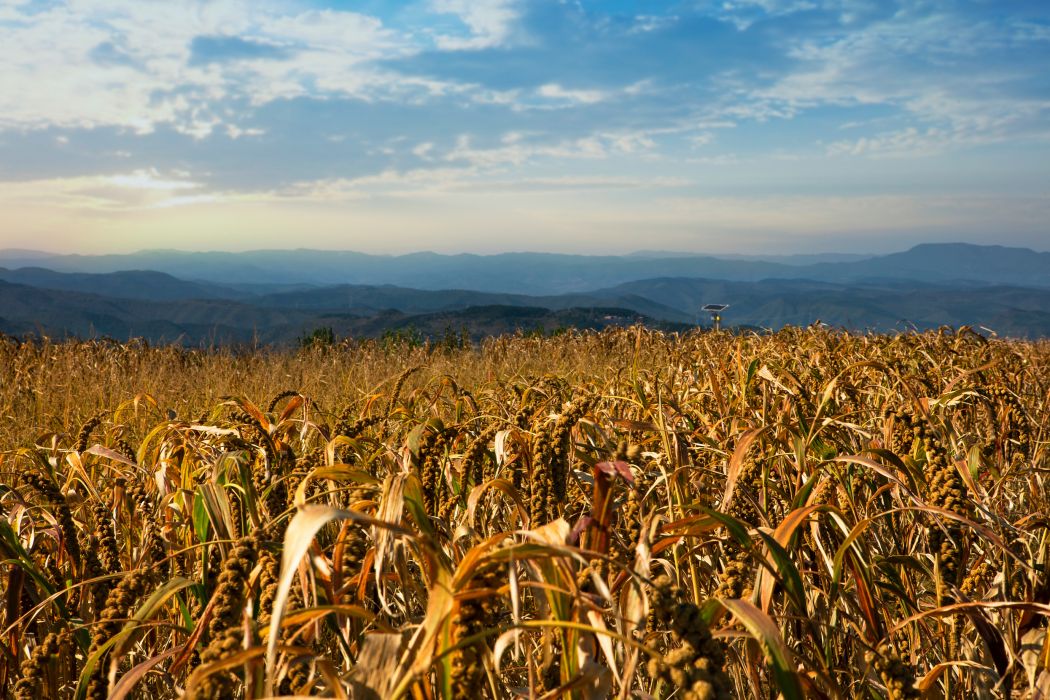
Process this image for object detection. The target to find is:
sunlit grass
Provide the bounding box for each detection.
[0,326,1047,698]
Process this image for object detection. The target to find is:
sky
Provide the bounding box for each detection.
[0,0,1048,255]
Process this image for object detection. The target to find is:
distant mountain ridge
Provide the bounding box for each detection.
[0,249,60,258]
[0,248,787,293]
[0,267,246,301]
[3,243,1047,293]
[0,242,1048,341]
[804,243,1050,288]
[662,251,873,265]
[1,273,1048,343]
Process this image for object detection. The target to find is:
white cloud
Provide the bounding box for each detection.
[443,135,597,168]
[825,94,1050,157]
[266,127,674,200]
[470,88,521,106]
[0,0,31,20]
[743,8,1050,154]
[717,0,819,30]
[629,14,678,34]
[440,129,664,168]
[412,142,435,159]
[604,131,657,154]
[0,1,414,135]
[722,0,817,13]
[826,126,957,157]
[430,0,519,50]
[521,80,653,111]
[689,132,715,148]
[0,168,222,212]
[276,167,478,200]
[107,169,199,192]
[475,174,691,192]
[536,83,608,105]
[225,124,265,139]
[297,170,691,199]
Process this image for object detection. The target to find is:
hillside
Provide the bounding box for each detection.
[2,243,1049,341]
[310,305,690,340]
[250,283,693,323]
[0,281,682,344]
[594,277,1050,335]
[0,280,311,344]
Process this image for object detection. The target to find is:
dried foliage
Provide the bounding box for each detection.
[0,326,1048,698]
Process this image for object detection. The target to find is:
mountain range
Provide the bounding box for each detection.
[0,243,1047,343]
[3,242,1048,293]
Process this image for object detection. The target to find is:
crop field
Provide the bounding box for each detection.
[0,327,1048,699]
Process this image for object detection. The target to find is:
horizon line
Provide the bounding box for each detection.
[3,241,1048,259]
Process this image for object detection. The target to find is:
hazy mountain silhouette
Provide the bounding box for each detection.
[2,243,1046,294]
[0,248,782,293]
[2,243,1041,293]
[0,267,246,301]
[805,243,1050,288]
[1,243,1048,341]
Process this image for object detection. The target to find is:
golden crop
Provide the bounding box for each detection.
[0,326,1047,698]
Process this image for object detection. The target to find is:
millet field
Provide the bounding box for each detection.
[0,326,1048,699]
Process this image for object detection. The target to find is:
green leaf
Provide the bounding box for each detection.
[698,506,753,548]
[192,491,210,544]
[755,530,807,617]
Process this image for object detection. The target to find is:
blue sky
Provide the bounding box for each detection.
[0,0,1047,254]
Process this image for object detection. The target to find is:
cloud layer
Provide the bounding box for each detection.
[0,0,1047,253]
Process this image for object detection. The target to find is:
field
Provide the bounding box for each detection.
[0,327,1048,699]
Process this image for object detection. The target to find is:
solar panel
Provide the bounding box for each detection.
[702,304,729,312]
